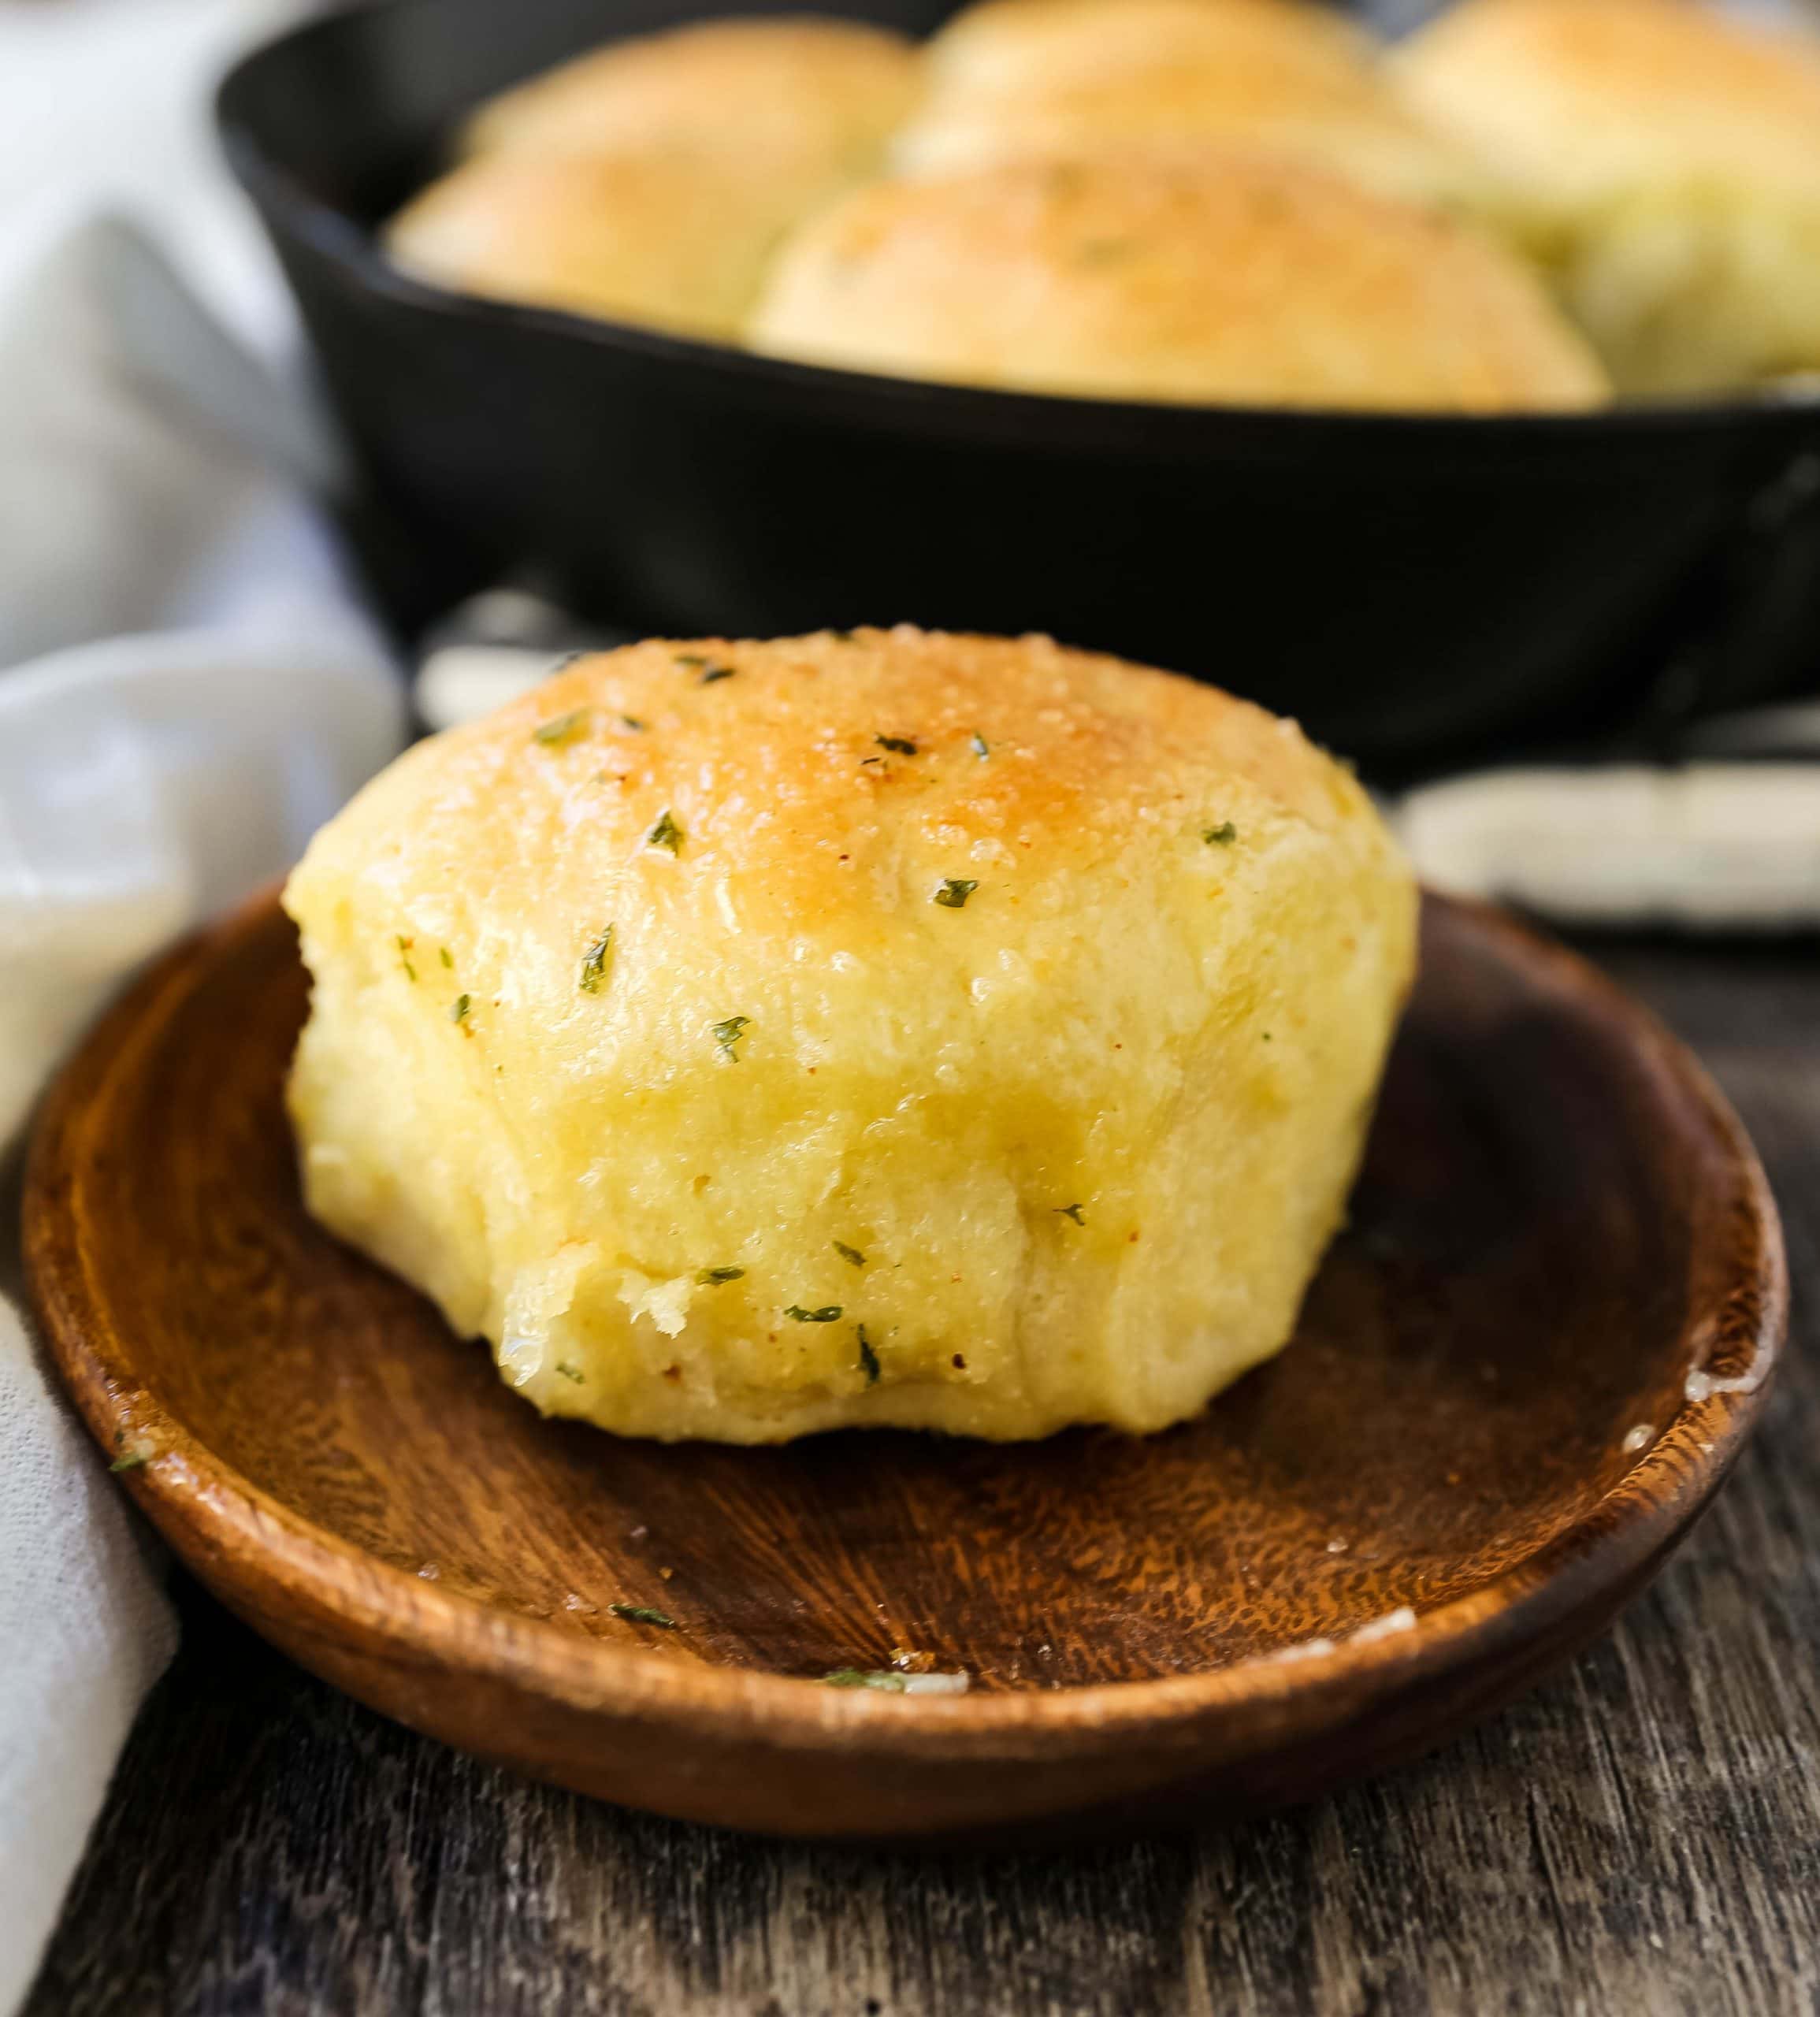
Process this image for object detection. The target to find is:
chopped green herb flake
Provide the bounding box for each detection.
[934,878,978,909]
[555,1361,585,1384]
[786,1305,843,1324]
[1203,822,1238,846]
[450,994,471,1025]
[646,810,683,854]
[696,1265,745,1286]
[439,946,454,969]
[875,734,918,755]
[857,1324,881,1384]
[396,935,417,982]
[822,1668,908,1691]
[620,715,645,731]
[110,1447,150,1473]
[698,663,736,685]
[970,732,990,759]
[712,1014,750,1061]
[579,926,614,994]
[674,653,708,669]
[1057,1203,1086,1225]
[610,1603,678,1629]
[533,709,587,747]
[834,1241,867,1268]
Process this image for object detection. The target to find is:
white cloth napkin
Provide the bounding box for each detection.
[1397,760,1820,928]
[0,210,404,2011]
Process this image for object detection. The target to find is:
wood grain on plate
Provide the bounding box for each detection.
[22,890,1784,1843]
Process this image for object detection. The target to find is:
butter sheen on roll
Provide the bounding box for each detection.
[284,628,1417,1444]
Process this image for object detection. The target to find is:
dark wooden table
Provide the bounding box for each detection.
[25,934,1820,2017]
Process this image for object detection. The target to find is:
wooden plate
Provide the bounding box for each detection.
[26,891,1784,1844]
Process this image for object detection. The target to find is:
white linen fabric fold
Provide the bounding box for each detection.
[1397,760,1820,929]
[0,212,403,2012]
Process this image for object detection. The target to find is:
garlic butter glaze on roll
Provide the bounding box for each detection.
[1393,0,1820,393]
[752,150,1607,410]
[284,630,1417,1444]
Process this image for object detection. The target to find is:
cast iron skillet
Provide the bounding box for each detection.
[218,0,1820,771]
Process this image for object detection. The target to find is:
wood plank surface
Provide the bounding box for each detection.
[24,934,1820,2017]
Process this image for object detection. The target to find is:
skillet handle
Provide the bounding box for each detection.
[1646,444,1820,738]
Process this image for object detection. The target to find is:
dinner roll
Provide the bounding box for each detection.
[284,628,1417,1444]
[463,16,920,182]
[1393,0,1820,392]
[749,150,1608,410]
[895,0,1477,208]
[386,148,805,340]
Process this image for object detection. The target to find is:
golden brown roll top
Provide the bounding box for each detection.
[1395,0,1820,212]
[894,0,1481,209]
[750,147,1610,410]
[464,15,923,174]
[923,0,1372,90]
